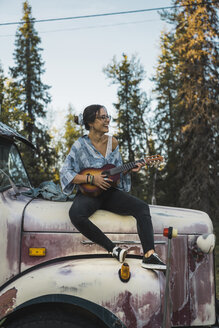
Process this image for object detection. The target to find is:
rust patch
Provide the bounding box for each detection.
[0,287,17,318]
[102,289,164,328]
[172,299,190,326]
[7,221,21,272]
[121,291,137,328]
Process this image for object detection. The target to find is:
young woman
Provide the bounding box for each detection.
[60,104,166,270]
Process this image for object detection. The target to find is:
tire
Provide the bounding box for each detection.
[5,305,106,328]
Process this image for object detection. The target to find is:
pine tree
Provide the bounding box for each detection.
[156,0,219,219]
[55,105,81,166]
[173,0,219,219]
[51,105,81,184]
[63,105,82,155]
[103,54,152,199]
[176,0,219,219]
[152,31,182,206]
[0,63,26,129]
[9,1,55,186]
[0,64,4,116]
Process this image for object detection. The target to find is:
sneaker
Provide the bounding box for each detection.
[141,253,166,271]
[112,246,127,263]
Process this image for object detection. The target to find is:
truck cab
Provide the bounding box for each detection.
[0,122,217,328]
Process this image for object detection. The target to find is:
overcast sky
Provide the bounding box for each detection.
[0,0,172,131]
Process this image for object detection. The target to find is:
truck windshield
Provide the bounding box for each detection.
[0,141,31,191]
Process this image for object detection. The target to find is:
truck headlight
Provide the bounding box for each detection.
[196,233,216,254]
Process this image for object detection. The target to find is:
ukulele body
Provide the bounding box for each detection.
[78,155,163,197]
[79,164,120,197]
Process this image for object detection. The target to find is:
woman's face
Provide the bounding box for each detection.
[90,107,110,133]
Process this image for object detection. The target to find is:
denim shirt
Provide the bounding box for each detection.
[60,135,131,195]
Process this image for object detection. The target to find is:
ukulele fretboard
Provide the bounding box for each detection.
[109,159,145,175]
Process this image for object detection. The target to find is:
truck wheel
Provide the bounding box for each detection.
[5,306,105,328]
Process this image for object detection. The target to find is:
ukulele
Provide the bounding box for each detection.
[79,155,163,197]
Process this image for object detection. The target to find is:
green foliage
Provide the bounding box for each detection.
[0,64,5,114]
[153,0,219,222]
[9,1,55,186]
[0,64,27,129]
[54,105,81,171]
[152,30,182,206]
[172,0,219,221]
[104,54,153,200]
[63,106,82,155]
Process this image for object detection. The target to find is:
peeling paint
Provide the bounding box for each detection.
[0,186,216,327]
[0,190,30,286]
[20,232,168,271]
[21,232,163,269]
[0,287,17,318]
[188,236,215,325]
[23,200,213,235]
[0,258,165,327]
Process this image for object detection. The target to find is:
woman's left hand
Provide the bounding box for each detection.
[131,162,144,173]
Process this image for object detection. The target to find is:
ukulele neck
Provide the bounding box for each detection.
[109,159,145,175]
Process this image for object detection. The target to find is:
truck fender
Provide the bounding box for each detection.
[0,258,128,327]
[0,257,165,328]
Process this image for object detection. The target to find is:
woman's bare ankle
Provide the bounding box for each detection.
[144,249,155,258]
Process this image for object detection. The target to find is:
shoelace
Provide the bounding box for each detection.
[153,253,161,260]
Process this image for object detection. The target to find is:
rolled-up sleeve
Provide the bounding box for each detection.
[60,146,78,195]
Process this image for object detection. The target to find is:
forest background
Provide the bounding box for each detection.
[0,0,219,297]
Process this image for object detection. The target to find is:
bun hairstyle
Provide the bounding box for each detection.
[74,104,105,130]
[74,114,83,125]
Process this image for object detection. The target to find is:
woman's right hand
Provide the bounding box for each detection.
[93,173,113,190]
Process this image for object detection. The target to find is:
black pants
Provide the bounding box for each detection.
[69,188,154,254]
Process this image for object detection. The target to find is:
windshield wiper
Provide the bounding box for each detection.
[0,168,20,196]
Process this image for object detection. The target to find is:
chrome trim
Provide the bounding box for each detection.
[81,240,166,245]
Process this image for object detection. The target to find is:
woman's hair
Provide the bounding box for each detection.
[74,104,105,130]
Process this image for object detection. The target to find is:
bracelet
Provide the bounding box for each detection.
[90,175,94,185]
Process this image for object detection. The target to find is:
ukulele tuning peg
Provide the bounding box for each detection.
[158,162,166,170]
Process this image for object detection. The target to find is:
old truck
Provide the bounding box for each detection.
[0,121,218,328]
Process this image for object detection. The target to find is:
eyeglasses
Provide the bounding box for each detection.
[96,115,111,121]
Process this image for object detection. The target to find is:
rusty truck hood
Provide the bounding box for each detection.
[23,198,213,234]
